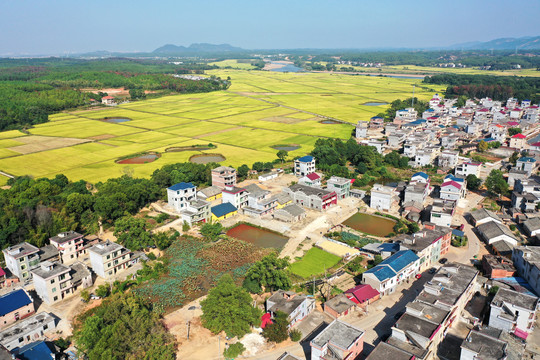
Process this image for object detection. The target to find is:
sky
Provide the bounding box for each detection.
[1,0,539,55]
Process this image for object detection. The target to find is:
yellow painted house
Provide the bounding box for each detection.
[211,202,238,222]
[198,186,223,202]
[276,193,293,209]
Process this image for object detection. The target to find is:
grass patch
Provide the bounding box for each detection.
[288,247,341,279]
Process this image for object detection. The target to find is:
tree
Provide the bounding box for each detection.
[508,128,522,136]
[290,329,302,342]
[262,311,289,343]
[200,222,223,241]
[485,169,508,197]
[407,222,420,233]
[478,140,488,152]
[81,290,90,302]
[276,150,288,163]
[95,284,110,298]
[237,164,250,179]
[243,253,291,293]
[114,216,153,250]
[201,274,262,337]
[224,343,246,359]
[509,151,520,166]
[466,174,482,191]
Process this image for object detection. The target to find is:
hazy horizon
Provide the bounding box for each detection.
[1,0,539,55]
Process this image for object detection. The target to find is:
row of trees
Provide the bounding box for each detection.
[377,97,429,121]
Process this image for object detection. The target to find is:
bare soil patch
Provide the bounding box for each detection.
[80,87,130,96]
[9,136,90,154]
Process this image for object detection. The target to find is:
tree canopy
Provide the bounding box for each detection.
[242,253,291,293]
[485,169,508,197]
[200,274,262,337]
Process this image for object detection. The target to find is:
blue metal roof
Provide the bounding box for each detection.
[17,341,54,360]
[0,289,32,317]
[412,172,428,179]
[364,265,397,281]
[379,250,419,273]
[371,116,383,119]
[297,155,314,163]
[211,202,237,218]
[168,182,195,191]
[445,174,464,183]
[518,157,536,163]
[452,229,465,237]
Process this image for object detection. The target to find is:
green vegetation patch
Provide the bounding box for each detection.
[289,247,341,278]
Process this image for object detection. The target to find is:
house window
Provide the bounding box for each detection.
[52,287,57,293]
[44,324,48,330]
[50,279,55,284]
[19,337,23,343]
[53,296,58,301]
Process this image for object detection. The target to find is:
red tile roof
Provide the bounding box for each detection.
[306,172,320,181]
[531,142,540,147]
[102,96,114,100]
[512,133,526,139]
[0,267,5,277]
[441,180,462,189]
[345,284,380,304]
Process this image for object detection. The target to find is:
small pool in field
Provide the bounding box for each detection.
[102,117,131,123]
[189,154,226,164]
[117,153,159,164]
[342,213,396,237]
[226,224,288,249]
[271,145,301,151]
[363,102,388,106]
[320,120,340,124]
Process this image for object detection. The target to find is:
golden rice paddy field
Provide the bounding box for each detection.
[0,69,444,183]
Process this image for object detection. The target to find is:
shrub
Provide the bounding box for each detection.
[95,284,110,298]
[81,290,90,302]
[290,329,302,342]
[223,343,246,359]
[147,252,157,260]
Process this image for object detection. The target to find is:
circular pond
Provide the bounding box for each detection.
[189,154,226,164]
[271,144,301,151]
[362,102,388,106]
[116,153,160,164]
[101,117,131,123]
[320,120,340,124]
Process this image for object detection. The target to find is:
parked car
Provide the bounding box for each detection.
[439,258,448,264]
[415,274,422,279]
[429,267,437,274]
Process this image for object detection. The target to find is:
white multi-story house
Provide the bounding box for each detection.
[438,150,459,168]
[440,175,467,201]
[222,185,249,209]
[455,162,481,178]
[180,199,211,225]
[488,288,539,336]
[430,200,456,228]
[167,182,197,212]
[512,246,540,297]
[370,184,398,211]
[2,243,40,281]
[266,290,315,327]
[49,231,87,264]
[515,157,537,176]
[88,241,132,279]
[243,183,279,217]
[294,156,316,176]
[362,250,420,296]
[32,261,73,304]
[326,176,351,199]
[355,121,368,139]
[395,108,417,122]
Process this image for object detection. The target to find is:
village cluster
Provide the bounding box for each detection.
[3,93,540,360]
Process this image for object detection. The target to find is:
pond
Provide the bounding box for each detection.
[342,213,396,237]
[226,224,289,249]
[189,154,226,164]
[116,153,159,164]
[362,102,388,106]
[271,145,301,151]
[101,117,131,123]
[320,120,341,124]
[270,62,304,73]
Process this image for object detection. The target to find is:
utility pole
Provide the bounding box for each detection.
[186,321,190,339]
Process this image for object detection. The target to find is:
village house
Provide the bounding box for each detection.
[167,182,198,212]
[355,121,368,138]
[439,175,467,202]
[258,170,278,182]
[476,221,519,246]
[344,284,380,309]
[455,162,481,178]
[31,261,76,304]
[437,150,459,169]
[469,208,502,226]
[509,133,527,150]
[298,172,321,187]
[488,288,539,337]
[360,242,404,260]
[366,341,416,360]
[512,178,540,212]
[395,108,417,122]
[430,200,456,228]
[273,204,306,223]
[211,166,236,189]
[460,329,509,360]
[403,180,430,205]
[2,243,40,282]
[366,139,386,154]
[197,185,222,202]
[310,319,365,360]
[0,312,56,351]
[243,183,279,217]
[507,168,528,188]
[101,96,115,105]
[362,250,420,296]
[523,217,540,237]
[49,231,87,265]
[482,255,516,279]
[326,176,351,199]
[369,116,384,129]
[387,131,407,148]
[0,289,34,329]
[180,199,211,225]
[210,202,238,221]
[515,157,537,176]
[370,184,399,211]
[88,240,132,279]
[323,293,356,318]
[512,246,540,296]
[384,122,400,135]
[284,184,337,211]
[222,185,249,209]
[266,290,315,327]
[294,155,316,176]
[397,226,452,270]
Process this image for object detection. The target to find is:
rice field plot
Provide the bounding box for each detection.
[160,122,239,138]
[288,247,341,279]
[209,59,256,70]
[0,130,25,140]
[29,118,142,138]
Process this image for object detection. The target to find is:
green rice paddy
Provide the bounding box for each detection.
[0,69,444,183]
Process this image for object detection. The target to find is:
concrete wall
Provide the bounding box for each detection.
[0,302,34,329]
[90,251,105,278]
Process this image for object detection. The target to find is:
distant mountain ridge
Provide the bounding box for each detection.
[152,43,244,54]
[450,36,540,50]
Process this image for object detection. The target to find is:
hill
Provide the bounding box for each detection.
[450,36,540,50]
[152,43,244,55]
